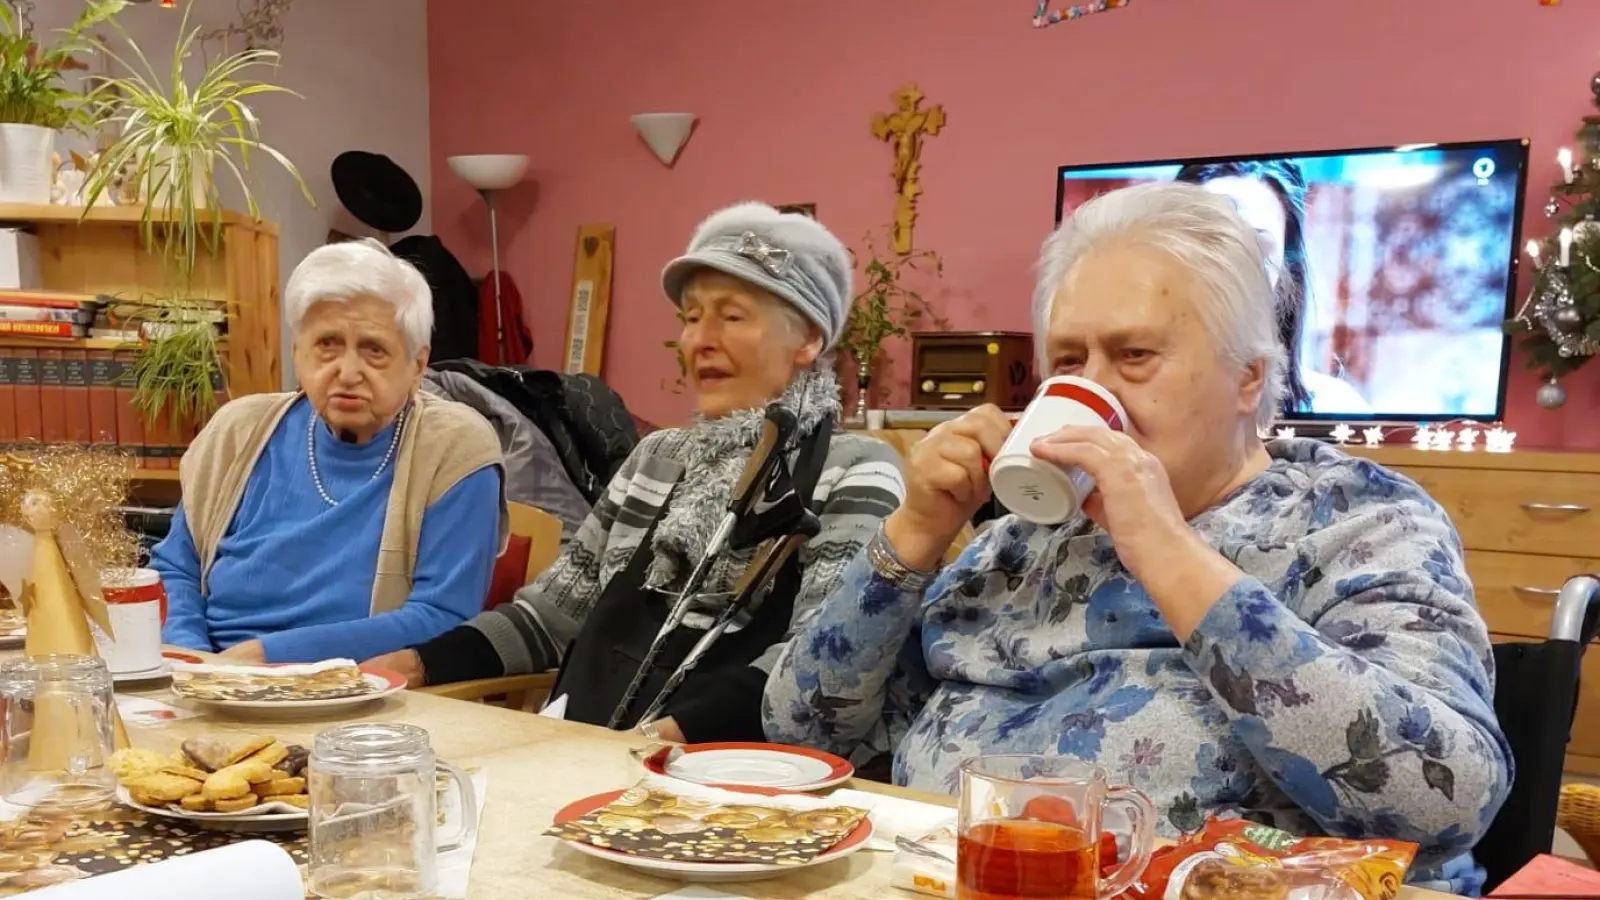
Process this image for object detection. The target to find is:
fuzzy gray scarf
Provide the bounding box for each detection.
[644,366,841,595]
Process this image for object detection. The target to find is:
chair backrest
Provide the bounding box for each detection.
[1477,574,1600,891]
[507,501,563,583]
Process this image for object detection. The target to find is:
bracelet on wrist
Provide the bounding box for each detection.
[867,525,939,593]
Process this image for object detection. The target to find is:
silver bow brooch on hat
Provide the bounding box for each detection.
[734,231,793,278]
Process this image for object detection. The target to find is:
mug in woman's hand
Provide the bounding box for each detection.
[988,376,1128,525]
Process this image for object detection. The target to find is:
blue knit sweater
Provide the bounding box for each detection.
[155,396,501,663]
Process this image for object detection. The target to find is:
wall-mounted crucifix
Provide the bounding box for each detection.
[872,83,945,254]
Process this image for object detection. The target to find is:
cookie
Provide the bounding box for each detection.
[108,748,168,781]
[223,735,277,766]
[242,742,289,768]
[159,764,211,783]
[213,793,260,813]
[279,794,310,809]
[179,794,213,812]
[280,745,310,778]
[258,777,305,798]
[201,768,252,801]
[125,773,202,803]
[231,760,276,786]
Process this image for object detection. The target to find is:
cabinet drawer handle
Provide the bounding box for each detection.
[1520,502,1592,513]
[1513,585,1562,597]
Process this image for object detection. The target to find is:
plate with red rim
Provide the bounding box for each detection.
[641,742,854,792]
[550,784,873,883]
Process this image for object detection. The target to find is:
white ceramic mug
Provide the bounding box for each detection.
[93,568,167,676]
[988,375,1128,525]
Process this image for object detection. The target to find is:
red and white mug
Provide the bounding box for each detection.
[988,375,1128,525]
[94,568,167,676]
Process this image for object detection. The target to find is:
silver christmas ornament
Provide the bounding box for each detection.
[1578,218,1600,242]
[1537,378,1568,409]
[1546,198,1562,217]
[1555,305,1586,332]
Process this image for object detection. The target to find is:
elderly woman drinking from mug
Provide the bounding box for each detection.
[155,239,506,664]
[367,202,904,745]
[763,183,1509,894]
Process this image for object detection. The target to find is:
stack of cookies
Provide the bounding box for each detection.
[110,734,311,814]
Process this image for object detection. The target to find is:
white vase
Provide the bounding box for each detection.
[0,124,59,204]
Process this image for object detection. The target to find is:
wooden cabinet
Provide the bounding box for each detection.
[862,430,1600,774]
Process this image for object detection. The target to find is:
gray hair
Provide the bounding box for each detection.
[284,238,433,358]
[1031,182,1285,431]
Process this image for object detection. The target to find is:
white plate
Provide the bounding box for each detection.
[668,750,835,789]
[173,669,405,717]
[112,662,171,684]
[116,786,306,832]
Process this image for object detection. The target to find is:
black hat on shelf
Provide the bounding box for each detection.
[331,150,423,234]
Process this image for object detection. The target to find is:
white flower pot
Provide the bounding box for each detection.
[139,147,209,209]
[0,124,59,204]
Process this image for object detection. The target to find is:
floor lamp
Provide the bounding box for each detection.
[447,154,530,364]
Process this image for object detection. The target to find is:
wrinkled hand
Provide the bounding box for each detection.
[883,405,1012,571]
[365,649,426,689]
[218,639,266,664]
[1031,426,1238,640]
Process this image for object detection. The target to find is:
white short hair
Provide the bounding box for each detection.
[1032,182,1286,431]
[284,238,433,357]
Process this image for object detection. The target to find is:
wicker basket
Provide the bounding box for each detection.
[1558,782,1600,866]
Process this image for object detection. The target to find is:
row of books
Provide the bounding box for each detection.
[0,346,224,468]
[0,288,226,341]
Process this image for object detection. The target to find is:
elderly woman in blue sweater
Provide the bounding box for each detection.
[153,239,505,664]
[764,183,1510,894]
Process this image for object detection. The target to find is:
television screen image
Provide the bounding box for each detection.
[1055,140,1529,422]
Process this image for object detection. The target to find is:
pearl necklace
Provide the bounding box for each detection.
[307,406,406,507]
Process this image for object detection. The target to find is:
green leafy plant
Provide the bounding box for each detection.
[839,229,947,387]
[0,0,124,129]
[80,2,313,427]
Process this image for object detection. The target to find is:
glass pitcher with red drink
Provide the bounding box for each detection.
[958,755,1156,900]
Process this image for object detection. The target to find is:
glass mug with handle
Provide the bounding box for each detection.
[308,723,478,899]
[958,755,1156,900]
[0,654,118,812]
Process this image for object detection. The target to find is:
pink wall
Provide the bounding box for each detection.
[428,0,1600,448]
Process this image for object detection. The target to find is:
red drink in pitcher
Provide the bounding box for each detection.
[957,819,1099,900]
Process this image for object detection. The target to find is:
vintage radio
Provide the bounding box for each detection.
[910,331,1037,410]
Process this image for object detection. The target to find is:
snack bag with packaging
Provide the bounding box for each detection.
[1121,817,1418,900]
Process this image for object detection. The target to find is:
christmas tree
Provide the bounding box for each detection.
[1506,72,1600,410]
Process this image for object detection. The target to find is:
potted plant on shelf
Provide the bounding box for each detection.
[838,230,946,426]
[80,4,313,429]
[0,0,125,203]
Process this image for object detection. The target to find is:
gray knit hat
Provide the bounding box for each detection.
[661,202,852,350]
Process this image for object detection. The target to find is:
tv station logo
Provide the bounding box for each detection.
[1472,156,1496,186]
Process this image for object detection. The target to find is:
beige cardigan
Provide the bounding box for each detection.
[178,391,508,615]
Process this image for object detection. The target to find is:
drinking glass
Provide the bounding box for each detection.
[0,654,117,812]
[958,755,1156,900]
[307,723,477,900]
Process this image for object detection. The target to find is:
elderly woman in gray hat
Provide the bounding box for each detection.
[367,202,905,743]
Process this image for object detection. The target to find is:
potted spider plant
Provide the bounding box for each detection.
[0,0,124,203]
[81,3,313,428]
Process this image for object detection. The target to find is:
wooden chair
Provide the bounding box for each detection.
[419,501,562,711]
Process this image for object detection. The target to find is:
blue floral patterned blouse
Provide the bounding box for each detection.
[763,439,1511,895]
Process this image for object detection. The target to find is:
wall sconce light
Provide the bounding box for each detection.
[631,113,696,167]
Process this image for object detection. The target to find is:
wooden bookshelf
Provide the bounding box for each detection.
[0,204,280,485]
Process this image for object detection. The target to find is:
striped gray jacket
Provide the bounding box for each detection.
[463,426,906,678]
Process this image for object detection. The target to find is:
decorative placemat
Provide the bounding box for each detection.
[0,805,307,895]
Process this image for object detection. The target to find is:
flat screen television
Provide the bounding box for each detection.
[1054,139,1530,423]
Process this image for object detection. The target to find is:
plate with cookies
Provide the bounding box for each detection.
[109,733,311,831]
[168,659,405,716]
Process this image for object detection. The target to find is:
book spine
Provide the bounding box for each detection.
[0,304,93,324]
[87,349,118,450]
[62,348,91,445]
[36,348,65,444]
[0,290,97,310]
[111,349,145,465]
[12,348,41,445]
[0,320,87,338]
[0,347,14,450]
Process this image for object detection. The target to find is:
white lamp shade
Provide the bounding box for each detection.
[447,154,529,191]
[631,113,696,166]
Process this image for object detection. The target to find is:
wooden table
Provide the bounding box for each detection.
[111,685,1460,900]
